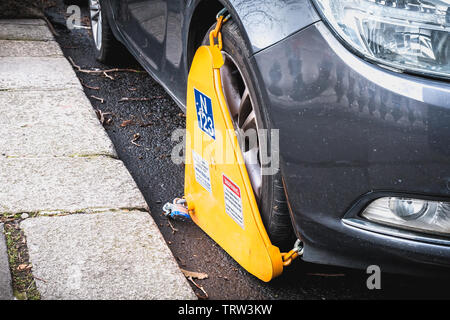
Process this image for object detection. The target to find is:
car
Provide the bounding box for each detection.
[88,0,450,277]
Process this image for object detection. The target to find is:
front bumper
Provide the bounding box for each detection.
[253,21,450,276]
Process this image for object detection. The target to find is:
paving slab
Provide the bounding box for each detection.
[21,211,196,300]
[0,18,194,300]
[0,20,46,26]
[0,57,81,90]
[0,40,62,57]
[0,224,14,300]
[0,157,148,215]
[0,20,53,41]
[0,89,116,158]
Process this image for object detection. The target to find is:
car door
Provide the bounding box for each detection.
[109,0,187,104]
[113,0,168,74]
[162,0,186,103]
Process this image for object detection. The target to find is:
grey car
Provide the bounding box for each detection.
[88,0,450,276]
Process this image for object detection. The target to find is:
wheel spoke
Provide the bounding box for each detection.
[90,0,100,20]
[238,90,254,130]
[244,148,262,198]
[96,12,102,48]
[237,87,250,122]
[92,22,98,41]
[91,10,100,21]
[220,58,241,119]
[90,1,99,10]
[89,0,102,50]
[241,110,256,132]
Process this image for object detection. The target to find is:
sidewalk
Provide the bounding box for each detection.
[0,19,195,300]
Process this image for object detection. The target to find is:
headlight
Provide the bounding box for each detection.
[362,197,450,236]
[313,0,450,79]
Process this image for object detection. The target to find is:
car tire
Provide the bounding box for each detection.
[202,20,296,250]
[88,0,125,64]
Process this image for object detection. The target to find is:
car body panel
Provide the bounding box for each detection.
[105,0,187,107]
[225,0,319,53]
[254,21,450,275]
[103,0,319,108]
[100,0,450,275]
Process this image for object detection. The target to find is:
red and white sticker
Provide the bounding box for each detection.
[222,174,244,229]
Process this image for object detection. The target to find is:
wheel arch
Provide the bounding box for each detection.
[185,0,320,71]
[185,0,248,72]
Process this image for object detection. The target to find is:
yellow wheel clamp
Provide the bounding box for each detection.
[183,12,300,282]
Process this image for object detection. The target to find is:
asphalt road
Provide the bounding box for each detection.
[45,1,450,299]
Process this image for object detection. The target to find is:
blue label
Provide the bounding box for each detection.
[194,88,215,140]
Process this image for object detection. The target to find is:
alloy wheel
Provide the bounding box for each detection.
[220,52,262,201]
[89,0,102,51]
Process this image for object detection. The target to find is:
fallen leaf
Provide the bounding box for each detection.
[181,269,208,280]
[120,120,133,127]
[17,264,32,271]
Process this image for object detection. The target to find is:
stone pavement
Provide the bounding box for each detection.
[0,19,195,300]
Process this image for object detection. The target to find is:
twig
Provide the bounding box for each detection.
[90,95,104,103]
[307,273,345,277]
[33,276,47,283]
[68,56,143,74]
[80,80,100,90]
[43,16,58,37]
[187,277,209,299]
[95,109,112,125]
[130,133,150,150]
[139,122,153,127]
[167,219,178,234]
[131,133,142,147]
[103,72,114,80]
[119,97,150,102]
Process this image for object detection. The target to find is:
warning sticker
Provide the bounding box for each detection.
[192,150,212,193]
[222,174,244,229]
